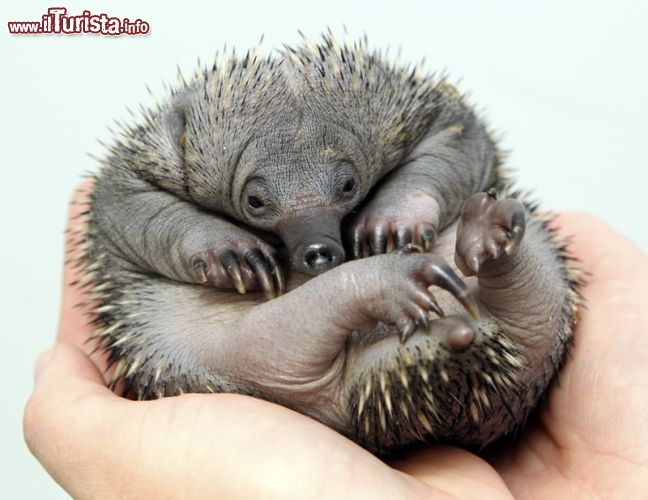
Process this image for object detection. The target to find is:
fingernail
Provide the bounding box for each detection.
[34,347,55,383]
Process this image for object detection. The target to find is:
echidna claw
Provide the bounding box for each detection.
[369,225,388,255]
[267,252,286,297]
[399,320,416,344]
[427,296,444,318]
[244,248,276,300]
[459,291,481,321]
[219,250,246,294]
[193,259,208,283]
[417,308,430,329]
[394,226,413,249]
[504,210,526,256]
[422,254,480,321]
[421,228,436,251]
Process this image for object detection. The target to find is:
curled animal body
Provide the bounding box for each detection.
[73,34,582,455]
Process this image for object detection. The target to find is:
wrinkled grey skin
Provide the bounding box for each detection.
[82,36,578,454]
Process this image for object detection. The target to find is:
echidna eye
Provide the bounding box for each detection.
[247,196,264,209]
[342,179,355,193]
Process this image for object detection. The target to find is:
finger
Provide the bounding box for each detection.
[24,343,114,482]
[60,181,116,381]
[392,446,514,498]
[550,212,645,281]
[32,343,109,391]
[60,180,97,346]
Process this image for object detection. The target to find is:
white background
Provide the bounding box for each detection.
[2,0,646,497]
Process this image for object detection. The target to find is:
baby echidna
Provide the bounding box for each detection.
[71,33,581,455]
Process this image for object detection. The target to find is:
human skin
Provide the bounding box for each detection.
[23,189,648,499]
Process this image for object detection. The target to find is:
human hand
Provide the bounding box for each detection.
[24,187,648,499]
[482,212,648,497]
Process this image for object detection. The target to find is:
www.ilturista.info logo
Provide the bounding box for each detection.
[8,7,150,36]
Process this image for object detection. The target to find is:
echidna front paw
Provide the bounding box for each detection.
[189,239,285,300]
[381,254,480,343]
[454,190,526,277]
[347,194,440,258]
[348,216,437,257]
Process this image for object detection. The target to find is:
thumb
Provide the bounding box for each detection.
[24,343,116,496]
[31,342,107,388]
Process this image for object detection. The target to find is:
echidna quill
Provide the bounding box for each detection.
[71,33,582,455]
